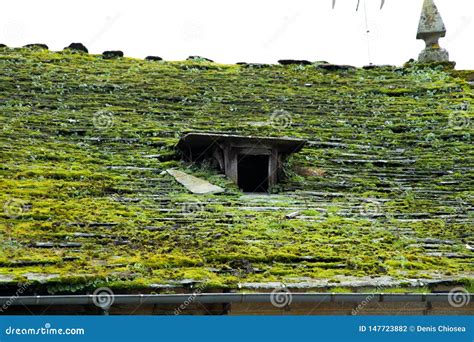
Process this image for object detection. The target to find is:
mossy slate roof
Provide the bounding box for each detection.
[0,47,472,293]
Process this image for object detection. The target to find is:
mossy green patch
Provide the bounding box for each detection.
[0,49,472,291]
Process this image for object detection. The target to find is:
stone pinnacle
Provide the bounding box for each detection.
[416,0,449,62]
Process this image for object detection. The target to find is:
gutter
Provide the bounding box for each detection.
[0,293,454,306]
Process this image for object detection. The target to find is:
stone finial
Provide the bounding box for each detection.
[416,0,449,62]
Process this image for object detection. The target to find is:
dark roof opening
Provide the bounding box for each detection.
[238,154,269,192]
[177,132,306,192]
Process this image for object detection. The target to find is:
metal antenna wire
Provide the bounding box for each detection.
[363,1,372,65]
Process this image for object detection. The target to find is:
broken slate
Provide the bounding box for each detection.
[285,211,300,219]
[167,169,224,194]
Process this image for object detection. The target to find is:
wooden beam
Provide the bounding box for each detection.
[223,145,238,183]
[268,149,279,188]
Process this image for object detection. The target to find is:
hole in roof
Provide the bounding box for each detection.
[238,155,269,193]
[177,133,307,193]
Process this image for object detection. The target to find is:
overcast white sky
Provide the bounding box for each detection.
[1,0,472,68]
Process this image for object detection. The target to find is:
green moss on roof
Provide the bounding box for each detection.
[0,47,472,293]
